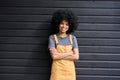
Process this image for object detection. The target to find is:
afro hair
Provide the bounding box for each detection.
[50,9,78,34]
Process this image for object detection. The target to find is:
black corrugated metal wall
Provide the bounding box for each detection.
[0,0,120,80]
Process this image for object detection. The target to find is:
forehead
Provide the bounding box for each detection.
[60,20,69,24]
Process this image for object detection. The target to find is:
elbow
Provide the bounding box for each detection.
[76,56,79,60]
[74,55,79,60]
[51,55,59,60]
[50,52,57,60]
[51,55,56,60]
[75,56,79,60]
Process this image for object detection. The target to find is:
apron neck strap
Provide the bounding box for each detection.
[69,34,73,45]
[54,34,59,44]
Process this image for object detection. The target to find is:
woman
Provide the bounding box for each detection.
[48,9,79,80]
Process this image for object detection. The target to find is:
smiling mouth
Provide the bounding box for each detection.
[62,29,66,31]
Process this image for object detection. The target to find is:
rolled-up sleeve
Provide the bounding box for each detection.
[48,35,55,49]
[73,35,78,48]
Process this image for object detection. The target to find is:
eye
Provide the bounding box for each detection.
[66,23,69,26]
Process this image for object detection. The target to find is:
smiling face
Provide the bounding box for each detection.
[58,20,69,34]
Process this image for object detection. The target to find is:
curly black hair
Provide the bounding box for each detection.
[50,9,78,34]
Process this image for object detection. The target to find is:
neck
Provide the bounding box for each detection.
[57,32,67,37]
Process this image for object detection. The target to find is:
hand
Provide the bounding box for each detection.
[69,50,74,56]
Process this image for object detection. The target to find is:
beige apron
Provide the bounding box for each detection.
[50,34,76,80]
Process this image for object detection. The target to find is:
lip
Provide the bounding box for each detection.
[61,27,67,29]
[61,28,67,31]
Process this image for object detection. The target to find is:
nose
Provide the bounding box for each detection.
[63,23,67,27]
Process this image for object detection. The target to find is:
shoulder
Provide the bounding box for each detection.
[49,34,54,39]
[49,35,55,42]
[70,34,77,40]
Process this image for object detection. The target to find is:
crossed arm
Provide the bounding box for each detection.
[49,47,79,60]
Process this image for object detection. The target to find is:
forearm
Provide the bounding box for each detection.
[50,48,73,60]
[63,48,79,60]
[49,48,79,60]
[62,54,79,60]
[52,52,72,60]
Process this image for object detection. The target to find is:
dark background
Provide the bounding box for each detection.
[0,0,120,80]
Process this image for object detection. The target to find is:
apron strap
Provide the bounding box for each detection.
[69,34,73,45]
[53,34,59,44]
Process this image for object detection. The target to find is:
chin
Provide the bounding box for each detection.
[62,31,66,33]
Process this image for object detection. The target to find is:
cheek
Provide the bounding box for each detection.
[67,26,69,30]
[59,25,62,29]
